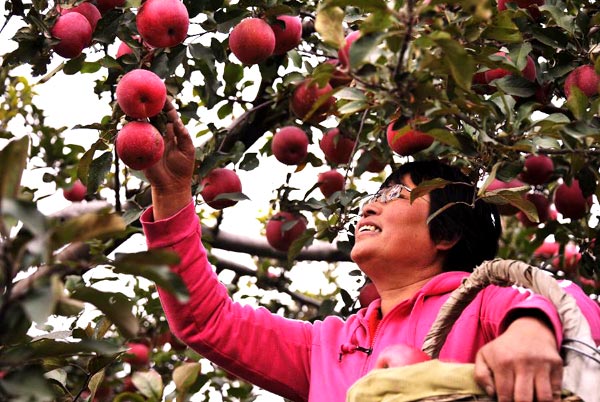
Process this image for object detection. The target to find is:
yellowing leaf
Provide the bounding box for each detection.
[315,6,345,48]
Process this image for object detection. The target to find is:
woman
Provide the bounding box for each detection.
[141,101,600,402]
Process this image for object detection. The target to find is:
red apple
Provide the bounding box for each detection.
[229,18,276,65]
[375,344,431,369]
[486,178,526,215]
[116,69,167,119]
[63,180,87,202]
[319,128,356,165]
[386,120,434,156]
[123,342,150,367]
[266,211,308,252]
[291,79,335,123]
[136,0,189,48]
[564,65,600,98]
[358,282,379,308]
[270,15,302,55]
[95,0,125,14]
[534,240,559,259]
[325,59,353,88]
[116,121,165,170]
[483,52,536,83]
[61,2,101,31]
[554,179,592,220]
[271,126,309,165]
[519,154,554,185]
[318,170,345,198]
[517,192,551,227]
[51,12,93,59]
[116,41,134,58]
[497,0,544,18]
[338,30,361,69]
[200,168,243,210]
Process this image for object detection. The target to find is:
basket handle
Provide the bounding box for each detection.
[421,258,600,402]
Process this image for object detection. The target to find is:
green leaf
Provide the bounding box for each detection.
[50,212,126,250]
[132,369,164,400]
[0,136,29,199]
[429,32,475,90]
[349,32,382,69]
[1,366,56,399]
[287,228,316,263]
[0,338,123,365]
[87,151,113,193]
[113,250,189,303]
[78,139,110,186]
[1,198,48,236]
[481,189,538,222]
[173,362,201,392]
[337,100,369,115]
[319,0,388,11]
[565,86,588,120]
[70,287,139,338]
[493,75,536,98]
[540,5,577,34]
[315,5,345,48]
[213,191,250,202]
[335,87,367,101]
[482,12,522,43]
[239,153,259,171]
[21,280,58,324]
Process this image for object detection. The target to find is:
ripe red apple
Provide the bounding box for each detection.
[519,154,554,185]
[123,342,150,367]
[386,120,434,156]
[291,79,335,123]
[517,192,551,227]
[95,0,125,14]
[136,0,189,48]
[375,344,431,369]
[486,178,526,215]
[200,168,243,210]
[63,179,87,202]
[116,69,167,119]
[229,18,276,65]
[116,121,165,170]
[319,128,356,165]
[483,52,536,83]
[358,282,379,308]
[564,65,600,98]
[325,59,353,88]
[338,30,361,69]
[51,12,93,59]
[318,170,345,198]
[554,179,592,220]
[116,41,134,58]
[61,2,101,31]
[534,240,559,259]
[266,211,308,252]
[270,15,302,55]
[271,126,309,165]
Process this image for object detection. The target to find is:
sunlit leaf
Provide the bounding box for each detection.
[315,5,344,47]
[0,136,29,199]
[113,250,190,303]
[132,369,163,400]
[50,212,126,250]
[70,287,139,338]
[173,362,201,391]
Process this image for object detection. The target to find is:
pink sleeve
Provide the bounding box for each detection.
[560,281,600,345]
[481,286,564,345]
[141,202,312,401]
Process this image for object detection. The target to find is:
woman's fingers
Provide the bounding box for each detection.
[474,351,496,397]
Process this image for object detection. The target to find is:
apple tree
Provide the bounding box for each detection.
[0,0,599,400]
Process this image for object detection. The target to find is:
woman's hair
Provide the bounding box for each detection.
[381,160,502,272]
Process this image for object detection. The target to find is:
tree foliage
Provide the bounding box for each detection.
[0,0,599,400]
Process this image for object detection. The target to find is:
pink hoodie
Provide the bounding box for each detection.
[141,202,600,402]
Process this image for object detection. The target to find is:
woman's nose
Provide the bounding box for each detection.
[360,202,380,217]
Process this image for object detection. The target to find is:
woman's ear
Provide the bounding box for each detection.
[435,236,459,251]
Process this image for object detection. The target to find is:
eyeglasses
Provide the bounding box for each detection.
[363,183,413,206]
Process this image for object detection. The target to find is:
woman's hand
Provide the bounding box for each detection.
[474,316,563,402]
[144,98,196,220]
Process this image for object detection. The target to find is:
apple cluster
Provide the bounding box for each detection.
[229,15,303,65]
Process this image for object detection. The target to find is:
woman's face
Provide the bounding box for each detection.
[350,174,447,281]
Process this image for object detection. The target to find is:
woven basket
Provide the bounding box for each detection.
[346,259,600,402]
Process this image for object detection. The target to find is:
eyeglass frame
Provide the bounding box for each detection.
[362,183,413,206]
